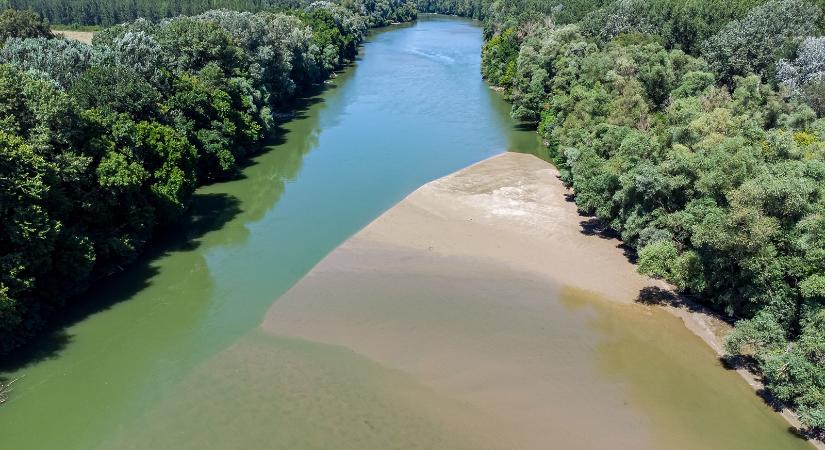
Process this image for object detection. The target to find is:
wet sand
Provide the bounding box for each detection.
[259,153,811,449]
[105,153,812,449]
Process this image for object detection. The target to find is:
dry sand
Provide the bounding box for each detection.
[310,150,657,302]
[53,30,94,44]
[259,152,814,449]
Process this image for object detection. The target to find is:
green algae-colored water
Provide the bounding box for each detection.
[0,16,811,449]
[0,16,540,449]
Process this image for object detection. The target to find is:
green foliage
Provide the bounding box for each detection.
[0,65,99,351]
[155,18,244,75]
[417,0,489,19]
[0,8,51,44]
[70,65,161,118]
[638,241,705,292]
[300,3,367,73]
[580,0,765,54]
[481,27,519,88]
[777,37,825,116]
[5,0,308,26]
[3,0,411,27]
[342,0,417,26]
[727,310,825,428]
[0,130,57,348]
[134,121,198,219]
[3,0,825,432]
[0,36,95,88]
[701,0,821,83]
[460,0,825,431]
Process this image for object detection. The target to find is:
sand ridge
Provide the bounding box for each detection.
[330,151,660,302]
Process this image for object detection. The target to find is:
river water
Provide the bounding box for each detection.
[0,16,811,449]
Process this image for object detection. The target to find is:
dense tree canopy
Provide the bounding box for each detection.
[0,3,415,354]
[701,0,819,83]
[417,0,489,19]
[0,7,51,43]
[778,36,825,116]
[1,0,415,26]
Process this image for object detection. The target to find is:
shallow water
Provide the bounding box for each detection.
[253,242,811,449]
[109,245,810,449]
[0,16,810,450]
[0,16,541,449]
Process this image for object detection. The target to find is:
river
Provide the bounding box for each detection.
[0,15,811,449]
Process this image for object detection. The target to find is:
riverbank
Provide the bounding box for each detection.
[260,152,814,448]
[0,18,549,449]
[650,286,824,448]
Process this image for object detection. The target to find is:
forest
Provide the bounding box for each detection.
[0,1,416,356]
[474,0,825,433]
[0,0,416,26]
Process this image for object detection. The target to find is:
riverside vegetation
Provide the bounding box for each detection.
[2,0,825,437]
[0,0,417,26]
[0,1,416,355]
[436,0,825,433]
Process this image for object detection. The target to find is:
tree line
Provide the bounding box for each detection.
[0,2,416,355]
[0,0,416,26]
[447,0,825,432]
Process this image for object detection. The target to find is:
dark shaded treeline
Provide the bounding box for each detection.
[1,0,416,27]
[0,2,416,356]
[430,0,825,432]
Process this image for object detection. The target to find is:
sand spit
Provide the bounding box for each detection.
[321,150,658,301]
[261,152,813,449]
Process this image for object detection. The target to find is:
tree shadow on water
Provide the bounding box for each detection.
[0,192,241,374]
[636,286,821,444]
[222,84,331,180]
[719,352,822,443]
[513,122,537,132]
[787,425,824,444]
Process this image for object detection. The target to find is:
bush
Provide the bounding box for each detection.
[702,0,820,83]
[0,8,51,44]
